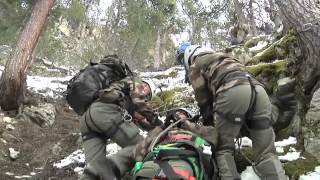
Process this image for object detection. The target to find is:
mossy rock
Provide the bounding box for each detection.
[284,152,319,179]
[248,32,298,65]
[247,60,289,93]
[169,70,178,78]
[244,35,268,49]
[247,59,289,77]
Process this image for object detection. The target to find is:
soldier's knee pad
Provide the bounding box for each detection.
[255,155,286,180]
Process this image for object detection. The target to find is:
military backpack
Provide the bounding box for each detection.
[65,55,133,115]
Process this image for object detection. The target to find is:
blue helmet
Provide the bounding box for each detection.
[176,42,191,65]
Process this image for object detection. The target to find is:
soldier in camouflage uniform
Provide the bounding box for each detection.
[176,44,286,180]
[80,76,161,180]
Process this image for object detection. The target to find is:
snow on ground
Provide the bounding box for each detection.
[299,166,320,180]
[53,149,85,169]
[0,64,72,98]
[27,75,72,98]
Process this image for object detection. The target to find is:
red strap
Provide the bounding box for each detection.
[175,169,196,180]
[166,134,192,141]
[152,169,196,180]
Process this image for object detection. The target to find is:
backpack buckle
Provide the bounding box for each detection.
[121,108,132,122]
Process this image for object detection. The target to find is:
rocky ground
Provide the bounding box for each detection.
[0,99,81,180]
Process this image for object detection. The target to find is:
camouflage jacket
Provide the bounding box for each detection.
[97,76,159,128]
[189,52,261,111]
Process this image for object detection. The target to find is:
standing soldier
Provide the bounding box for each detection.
[80,77,161,180]
[176,44,287,180]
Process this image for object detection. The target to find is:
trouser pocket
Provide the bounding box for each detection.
[118,121,140,140]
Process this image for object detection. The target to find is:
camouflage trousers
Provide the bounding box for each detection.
[79,101,143,180]
[213,84,286,180]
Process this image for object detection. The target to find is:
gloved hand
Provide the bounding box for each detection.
[180,120,218,146]
[161,111,179,129]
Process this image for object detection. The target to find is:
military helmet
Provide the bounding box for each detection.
[176,42,191,65]
[142,79,157,100]
[183,45,201,70]
[173,107,194,118]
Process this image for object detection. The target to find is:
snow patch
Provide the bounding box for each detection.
[275,136,297,147]
[279,152,301,162]
[53,149,85,168]
[299,166,320,180]
[249,41,268,52]
[106,143,122,156]
[241,166,261,180]
[276,147,284,153]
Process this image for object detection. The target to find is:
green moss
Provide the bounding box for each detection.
[235,148,319,179]
[284,152,319,179]
[179,96,195,104]
[149,90,177,111]
[169,70,178,78]
[247,59,289,77]
[234,147,255,172]
[244,35,268,49]
[248,32,297,65]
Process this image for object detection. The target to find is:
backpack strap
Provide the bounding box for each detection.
[175,142,212,180]
[154,159,182,180]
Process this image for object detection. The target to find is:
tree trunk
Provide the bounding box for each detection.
[275,0,320,94]
[267,0,282,31]
[0,0,55,111]
[153,29,162,69]
[248,0,258,36]
[232,0,249,44]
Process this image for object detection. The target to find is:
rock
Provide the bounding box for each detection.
[3,116,14,124]
[52,142,62,155]
[0,138,7,144]
[5,124,15,131]
[2,132,19,143]
[303,87,320,161]
[23,103,56,127]
[8,148,19,160]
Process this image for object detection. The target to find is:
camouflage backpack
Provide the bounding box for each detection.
[131,130,217,180]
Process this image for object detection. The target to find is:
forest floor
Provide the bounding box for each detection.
[0,100,81,180]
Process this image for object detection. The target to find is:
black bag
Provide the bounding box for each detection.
[66,55,133,115]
